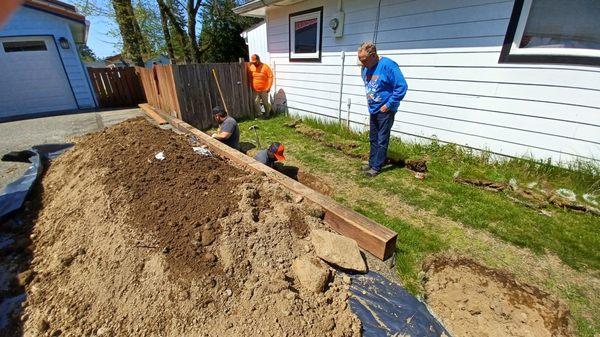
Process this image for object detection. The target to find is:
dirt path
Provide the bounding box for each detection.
[18,119,361,337]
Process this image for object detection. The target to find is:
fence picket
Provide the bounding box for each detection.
[87,67,145,108]
[136,63,253,130]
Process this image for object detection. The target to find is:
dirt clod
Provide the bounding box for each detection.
[292,256,331,293]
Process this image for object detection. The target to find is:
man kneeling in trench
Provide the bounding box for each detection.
[253,142,285,168]
[211,106,240,151]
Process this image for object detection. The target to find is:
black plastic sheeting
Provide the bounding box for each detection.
[0,144,73,222]
[349,271,451,337]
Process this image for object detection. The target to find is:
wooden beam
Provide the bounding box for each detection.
[139,103,167,125]
[139,104,397,260]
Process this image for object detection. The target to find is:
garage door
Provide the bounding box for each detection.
[0,36,77,119]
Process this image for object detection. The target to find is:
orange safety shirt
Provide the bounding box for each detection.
[248,63,273,92]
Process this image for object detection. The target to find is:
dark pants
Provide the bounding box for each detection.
[369,111,395,172]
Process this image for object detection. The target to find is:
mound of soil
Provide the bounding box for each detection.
[19,118,361,337]
[423,258,573,337]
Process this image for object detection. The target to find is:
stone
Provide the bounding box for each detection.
[96,326,112,336]
[292,256,330,293]
[201,229,215,246]
[37,319,50,332]
[17,270,34,286]
[342,275,351,285]
[310,230,367,273]
[202,252,217,263]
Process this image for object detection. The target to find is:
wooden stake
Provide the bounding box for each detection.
[211,68,229,114]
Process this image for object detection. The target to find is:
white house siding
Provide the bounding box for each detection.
[0,6,96,111]
[244,22,270,64]
[264,0,600,163]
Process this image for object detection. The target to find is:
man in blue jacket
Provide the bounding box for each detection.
[358,42,408,177]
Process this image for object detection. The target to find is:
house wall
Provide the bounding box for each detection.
[264,0,600,163]
[0,6,96,110]
[244,21,270,64]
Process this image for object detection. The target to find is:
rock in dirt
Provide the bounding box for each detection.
[310,230,366,273]
[292,256,330,293]
[17,270,34,286]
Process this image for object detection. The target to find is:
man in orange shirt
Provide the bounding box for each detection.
[248,54,273,117]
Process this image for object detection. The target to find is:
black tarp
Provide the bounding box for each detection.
[0,144,73,222]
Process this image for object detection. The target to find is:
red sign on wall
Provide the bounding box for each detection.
[295,18,317,31]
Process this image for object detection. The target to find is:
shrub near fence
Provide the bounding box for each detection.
[136,62,254,130]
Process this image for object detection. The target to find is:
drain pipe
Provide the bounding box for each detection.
[337,50,345,125]
[346,98,351,128]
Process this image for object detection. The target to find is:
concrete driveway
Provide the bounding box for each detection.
[0,108,143,190]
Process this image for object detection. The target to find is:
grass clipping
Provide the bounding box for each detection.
[21,119,360,337]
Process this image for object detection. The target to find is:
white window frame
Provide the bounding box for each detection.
[510,0,600,58]
[289,7,322,62]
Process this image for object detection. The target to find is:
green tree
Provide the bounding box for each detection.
[77,44,98,62]
[71,0,166,61]
[112,0,148,66]
[156,0,203,63]
[199,0,259,63]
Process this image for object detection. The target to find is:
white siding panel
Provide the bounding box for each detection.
[339,87,600,127]
[245,22,270,63]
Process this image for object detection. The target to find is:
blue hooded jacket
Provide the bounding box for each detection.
[361,57,408,114]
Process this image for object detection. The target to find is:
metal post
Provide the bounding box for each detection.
[337,51,346,125]
[346,97,351,128]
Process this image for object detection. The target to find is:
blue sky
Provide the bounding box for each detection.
[84,14,120,58]
[64,0,121,58]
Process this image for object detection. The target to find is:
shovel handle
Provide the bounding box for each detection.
[212,68,229,114]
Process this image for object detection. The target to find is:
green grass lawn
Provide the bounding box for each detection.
[235,114,599,336]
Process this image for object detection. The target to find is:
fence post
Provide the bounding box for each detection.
[337,51,346,125]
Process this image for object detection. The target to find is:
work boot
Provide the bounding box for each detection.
[365,168,380,177]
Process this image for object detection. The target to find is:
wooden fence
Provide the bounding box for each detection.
[136,62,254,130]
[87,67,146,108]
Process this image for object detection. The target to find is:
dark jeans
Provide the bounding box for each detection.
[369,111,395,172]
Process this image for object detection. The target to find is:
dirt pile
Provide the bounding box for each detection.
[423,257,573,337]
[19,118,361,336]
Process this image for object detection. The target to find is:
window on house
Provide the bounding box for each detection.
[2,40,47,52]
[500,0,600,66]
[289,7,323,62]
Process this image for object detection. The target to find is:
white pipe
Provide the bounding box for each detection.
[337,51,345,125]
[346,98,351,128]
[337,0,342,11]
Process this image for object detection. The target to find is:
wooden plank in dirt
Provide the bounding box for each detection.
[139,103,167,125]
[143,104,397,260]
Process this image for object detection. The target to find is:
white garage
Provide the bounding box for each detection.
[0,0,97,122]
[0,36,77,119]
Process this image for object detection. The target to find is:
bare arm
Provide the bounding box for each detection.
[212,131,232,140]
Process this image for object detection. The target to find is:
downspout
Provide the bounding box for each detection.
[337,51,345,125]
[373,0,382,44]
[336,0,344,125]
